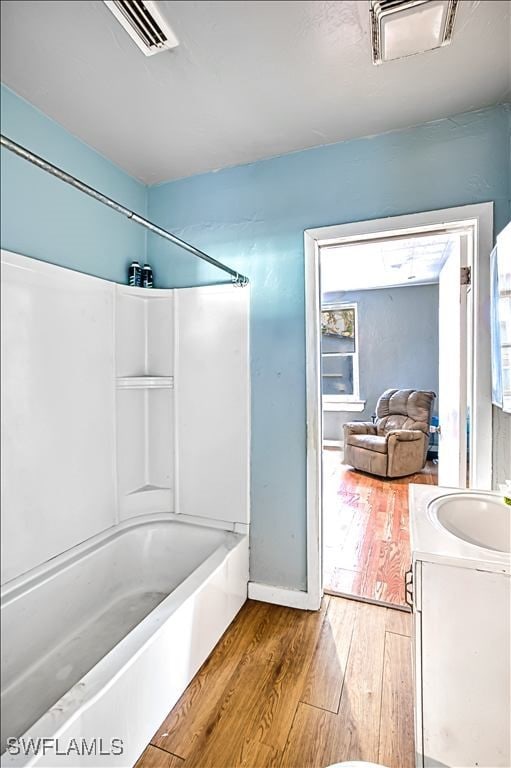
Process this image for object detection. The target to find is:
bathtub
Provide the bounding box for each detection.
[0,515,248,767]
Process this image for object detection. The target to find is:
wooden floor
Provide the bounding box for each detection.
[135,596,414,768]
[323,449,437,607]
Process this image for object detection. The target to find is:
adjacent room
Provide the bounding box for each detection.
[1,2,510,768]
[321,234,448,606]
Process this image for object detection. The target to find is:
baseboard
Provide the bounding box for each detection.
[247,581,319,610]
[322,439,343,450]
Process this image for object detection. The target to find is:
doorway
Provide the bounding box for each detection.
[320,233,452,606]
[303,204,493,612]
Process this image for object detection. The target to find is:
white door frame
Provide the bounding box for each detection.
[304,203,494,610]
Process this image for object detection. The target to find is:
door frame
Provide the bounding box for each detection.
[304,203,494,610]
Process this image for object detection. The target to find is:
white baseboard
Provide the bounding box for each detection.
[323,439,343,450]
[248,581,319,610]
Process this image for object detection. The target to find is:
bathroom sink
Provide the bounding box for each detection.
[428,493,511,553]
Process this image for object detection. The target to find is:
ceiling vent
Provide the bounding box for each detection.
[104,1,179,56]
[370,0,458,65]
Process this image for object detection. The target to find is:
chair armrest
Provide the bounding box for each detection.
[343,422,376,437]
[386,429,424,442]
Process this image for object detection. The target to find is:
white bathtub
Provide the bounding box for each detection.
[0,515,248,767]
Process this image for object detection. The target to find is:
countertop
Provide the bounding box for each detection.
[409,484,510,575]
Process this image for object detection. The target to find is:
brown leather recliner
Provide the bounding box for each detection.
[343,388,436,478]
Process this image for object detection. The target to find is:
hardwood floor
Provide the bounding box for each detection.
[135,596,414,768]
[323,449,437,608]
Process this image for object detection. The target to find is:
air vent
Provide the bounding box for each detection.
[370,0,458,65]
[104,0,179,56]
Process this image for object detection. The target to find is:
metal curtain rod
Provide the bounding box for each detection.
[0,134,249,286]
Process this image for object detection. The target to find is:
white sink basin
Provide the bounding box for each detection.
[428,493,511,554]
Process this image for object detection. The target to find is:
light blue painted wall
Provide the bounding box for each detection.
[147,105,511,591]
[0,85,146,283]
[1,82,509,591]
[322,285,439,442]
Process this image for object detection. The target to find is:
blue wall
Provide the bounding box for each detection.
[0,85,146,283]
[2,82,509,592]
[147,104,511,591]
[322,285,439,441]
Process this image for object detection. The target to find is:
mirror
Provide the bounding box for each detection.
[491,222,511,414]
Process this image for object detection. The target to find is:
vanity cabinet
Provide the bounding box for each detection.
[412,556,511,768]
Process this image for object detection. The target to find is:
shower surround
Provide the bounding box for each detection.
[0,250,250,767]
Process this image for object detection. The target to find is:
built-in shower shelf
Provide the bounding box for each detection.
[116,376,174,389]
[126,484,172,496]
[121,484,173,517]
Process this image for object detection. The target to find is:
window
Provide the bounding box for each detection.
[321,304,362,409]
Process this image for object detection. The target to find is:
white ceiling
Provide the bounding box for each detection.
[1,1,510,184]
[321,233,456,292]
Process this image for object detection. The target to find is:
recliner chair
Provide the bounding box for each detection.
[343,388,436,478]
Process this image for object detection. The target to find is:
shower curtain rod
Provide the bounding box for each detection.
[0,134,249,286]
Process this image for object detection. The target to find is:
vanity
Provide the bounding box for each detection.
[409,485,511,768]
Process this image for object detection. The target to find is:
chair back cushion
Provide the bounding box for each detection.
[375,388,435,436]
